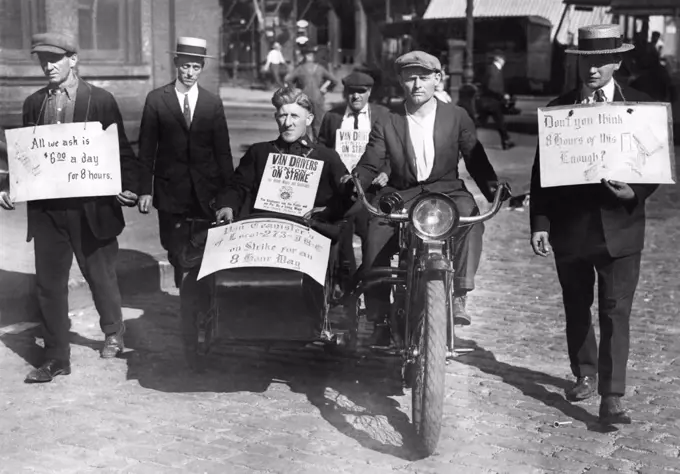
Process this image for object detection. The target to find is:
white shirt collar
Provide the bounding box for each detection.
[345,103,369,117]
[582,79,616,103]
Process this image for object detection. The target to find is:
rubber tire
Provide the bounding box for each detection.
[411,278,447,457]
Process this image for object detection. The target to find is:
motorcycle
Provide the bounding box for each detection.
[348,175,509,455]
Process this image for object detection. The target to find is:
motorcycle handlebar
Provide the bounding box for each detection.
[350,174,510,226]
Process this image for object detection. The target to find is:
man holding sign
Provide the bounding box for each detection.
[0,32,139,383]
[318,71,391,293]
[530,24,661,424]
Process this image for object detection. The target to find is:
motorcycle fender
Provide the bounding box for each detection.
[418,242,453,273]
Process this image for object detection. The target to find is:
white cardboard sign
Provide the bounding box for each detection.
[197,217,331,286]
[254,153,324,217]
[538,102,676,187]
[335,129,370,171]
[5,122,122,202]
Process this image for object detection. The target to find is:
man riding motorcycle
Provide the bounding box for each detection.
[352,51,509,346]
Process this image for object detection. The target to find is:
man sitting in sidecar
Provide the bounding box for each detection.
[178,86,354,367]
[352,51,509,346]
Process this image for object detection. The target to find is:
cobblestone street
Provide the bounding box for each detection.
[1,132,679,473]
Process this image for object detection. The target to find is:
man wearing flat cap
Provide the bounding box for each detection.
[137,37,233,288]
[318,70,391,295]
[0,32,140,382]
[353,50,507,345]
[530,24,659,424]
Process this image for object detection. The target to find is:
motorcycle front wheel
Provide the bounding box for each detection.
[411,277,447,456]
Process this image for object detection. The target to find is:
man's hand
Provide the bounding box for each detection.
[0,191,15,210]
[303,206,327,221]
[601,179,636,202]
[489,181,512,202]
[138,194,152,214]
[531,231,552,257]
[116,190,138,207]
[215,207,233,223]
[340,174,352,184]
[372,172,388,188]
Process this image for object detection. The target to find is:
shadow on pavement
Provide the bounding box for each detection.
[454,338,618,433]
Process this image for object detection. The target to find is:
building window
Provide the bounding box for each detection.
[77,0,141,63]
[0,0,46,60]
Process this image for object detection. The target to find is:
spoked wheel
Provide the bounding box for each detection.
[411,278,447,457]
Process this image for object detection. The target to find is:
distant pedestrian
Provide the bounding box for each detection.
[285,45,339,141]
[530,24,660,425]
[434,72,452,103]
[263,42,287,88]
[479,50,515,150]
[137,37,233,289]
[0,32,140,382]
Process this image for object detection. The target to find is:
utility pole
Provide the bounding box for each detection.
[463,0,474,84]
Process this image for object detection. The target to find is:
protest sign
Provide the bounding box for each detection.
[254,153,324,217]
[538,102,676,188]
[197,217,331,286]
[5,122,122,202]
[335,129,370,171]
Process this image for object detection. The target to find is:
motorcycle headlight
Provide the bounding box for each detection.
[410,194,459,240]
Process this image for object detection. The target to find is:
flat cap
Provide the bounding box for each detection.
[31,32,78,55]
[395,50,441,72]
[342,71,374,89]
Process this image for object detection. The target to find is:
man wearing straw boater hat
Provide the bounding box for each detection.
[137,37,233,288]
[530,24,659,424]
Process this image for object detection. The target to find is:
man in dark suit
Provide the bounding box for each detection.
[480,50,515,150]
[354,51,506,345]
[137,37,233,287]
[0,32,140,382]
[530,24,659,425]
[318,71,391,290]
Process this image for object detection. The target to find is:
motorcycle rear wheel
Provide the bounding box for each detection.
[411,278,447,456]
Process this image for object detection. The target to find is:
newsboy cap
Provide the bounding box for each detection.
[395,51,441,72]
[342,71,374,89]
[31,32,78,55]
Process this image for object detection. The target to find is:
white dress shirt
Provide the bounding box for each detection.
[581,79,616,104]
[340,104,371,130]
[406,102,437,182]
[174,82,199,121]
[266,49,286,65]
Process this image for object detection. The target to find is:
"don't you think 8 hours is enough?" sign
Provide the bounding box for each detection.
[6,122,122,202]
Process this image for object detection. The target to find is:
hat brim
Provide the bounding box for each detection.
[565,43,634,55]
[31,45,71,55]
[170,50,215,59]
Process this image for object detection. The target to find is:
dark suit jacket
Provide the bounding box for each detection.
[22,78,138,242]
[138,82,233,216]
[215,136,350,224]
[354,99,498,202]
[484,64,505,99]
[529,84,659,258]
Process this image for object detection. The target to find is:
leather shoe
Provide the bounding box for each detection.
[502,140,516,150]
[453,295,471,326]
[599,395,632,425]
[101,333,124,359]
[25,359,71,383]
[565,375,597,401]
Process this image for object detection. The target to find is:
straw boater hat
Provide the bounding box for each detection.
[565,24,634,55]
[171,36,214,58]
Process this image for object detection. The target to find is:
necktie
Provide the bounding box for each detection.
[594,89,606,103]
[183,93,191,127]
[352,111,359,130]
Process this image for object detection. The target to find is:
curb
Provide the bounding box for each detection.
[0,258,176,330]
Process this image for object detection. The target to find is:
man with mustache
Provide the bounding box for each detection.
[0,32,139,381]
[137,37,233,288]
[530,24,658,424]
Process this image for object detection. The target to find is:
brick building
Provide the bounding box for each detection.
[0,0,223,139]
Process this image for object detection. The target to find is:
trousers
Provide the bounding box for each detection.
[33,202,124,361]
[358,188,483,322]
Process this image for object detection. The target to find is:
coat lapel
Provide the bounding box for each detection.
[161,82,189,132]
[73,79,91,123]
[192,86,212,131]
[430,99,449,177]
[392,108,418,179]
